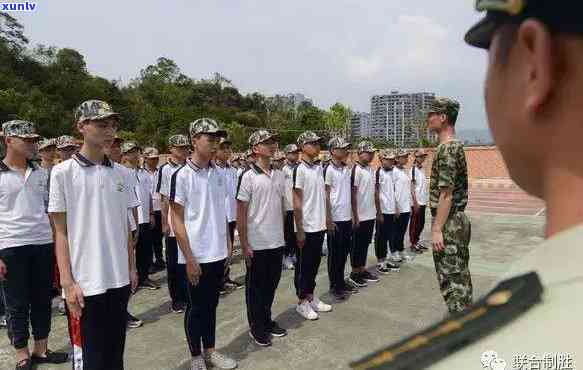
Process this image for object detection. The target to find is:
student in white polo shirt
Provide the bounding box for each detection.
[324,137,359,300]
[282,144,300,270]
[156,134,189,314]
[393,149,413,262]
[122,142,159,291]
[409,149,429,253]
[349,140,380,288]
[143,147,166,272]
[215,137,243,294]
[49,100,139,370]
[170,118,237,370]
[0,120,68,370]
[105,136,143,329]
[237,130,287,347]
[293,131,332,321]
[374,150,402,274]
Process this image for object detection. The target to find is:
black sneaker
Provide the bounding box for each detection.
[219,285,230,296]
[376,263,391,275]
[385,261,401,272]
[418,243,429,250]
[249,331,272,347]
[171,302,186,313]
[362,271,380,282]
[31,350,69,364]
[15,358,32,370]
[225,278,244,290]
[127,313,143,329]
[269,322,288,337]
[348,273,368,288]
[139,279,160,290]
[342,282,360,294]
[332,289,348,301]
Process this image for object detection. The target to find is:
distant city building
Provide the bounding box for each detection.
[350,112,371,139]
[370,91,435,147]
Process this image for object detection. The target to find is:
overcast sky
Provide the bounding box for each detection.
[14,0,490,130]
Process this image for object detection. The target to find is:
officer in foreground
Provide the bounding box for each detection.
[350,1,581,369]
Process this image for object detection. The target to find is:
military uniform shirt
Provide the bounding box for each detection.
[352,162,376,221]
[429,140,468,210]
[393,167,412,213]
[430,224,583,369]
[282,163,296,212]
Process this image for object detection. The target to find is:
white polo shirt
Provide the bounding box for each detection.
[282,163,296,212]
[351,162,376,221]
[376,168,396,215]
[411,166,429,206]
[134,168,152,225]
[324,162,352,222]
[146,168,161,212]
[157,159,184,238]
[293,160,326,233]
[216,163,237,223]
[48,153,140,297]
[169,159,228,264]
[0,161,53,250]
[394,167,412,213]
[236,164,285,250]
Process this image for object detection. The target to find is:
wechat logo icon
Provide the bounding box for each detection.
[481,351,507,370]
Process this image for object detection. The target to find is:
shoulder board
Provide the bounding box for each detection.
[350,272,543,370]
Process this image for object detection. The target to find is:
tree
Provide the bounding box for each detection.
[0,12,28,51]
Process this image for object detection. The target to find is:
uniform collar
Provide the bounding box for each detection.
[302,159,317,168]
[0,159,37,172]
[73,152,113,168]
[186,158,215,172]
[503,224,583,287]
[216,161,230,169]
[251,163,273,175]
[167,158,183,168]
[356,161,369,169]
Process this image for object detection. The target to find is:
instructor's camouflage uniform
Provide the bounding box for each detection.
[429,98,473,314]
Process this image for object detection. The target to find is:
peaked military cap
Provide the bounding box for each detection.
[297,131,323,146]
[168,134,190,147]
[56,135,80,150]
[284,144,300,154]
[38,138,56,151]
[328,136,351,150]
[466,0,583,49]
[249,129,279,146]
[189,118,227,137]
[143,147,159,159]
[2,120,41,139]
[121,141,141,154]
[75,100,120,124]
[357,140,375,153]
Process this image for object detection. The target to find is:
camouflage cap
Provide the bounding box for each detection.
[284,144,300,154]
[357,140,375,153]
[189,118,227,137]
[231,154,240,162]
[2,120,41,139]
[143,147,160,159]
[273,151,286,161]
[218,137,232,146]
[428,97,460,119]
[396,149,409,157]
[249,129,279,146]
[379,150,396,160]
[320,153,331,162]
[75,100,119,125]
[113,135,124,144]
[121,141,141,154]
[414,149,428,157]
[168,134,190,147]
[38,138,56,151]
[245,149,254,158]
[56,135,80,150]
[297,131,323,146]
[328,136,351,150]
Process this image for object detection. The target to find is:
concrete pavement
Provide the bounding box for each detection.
[0,212,545,370]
